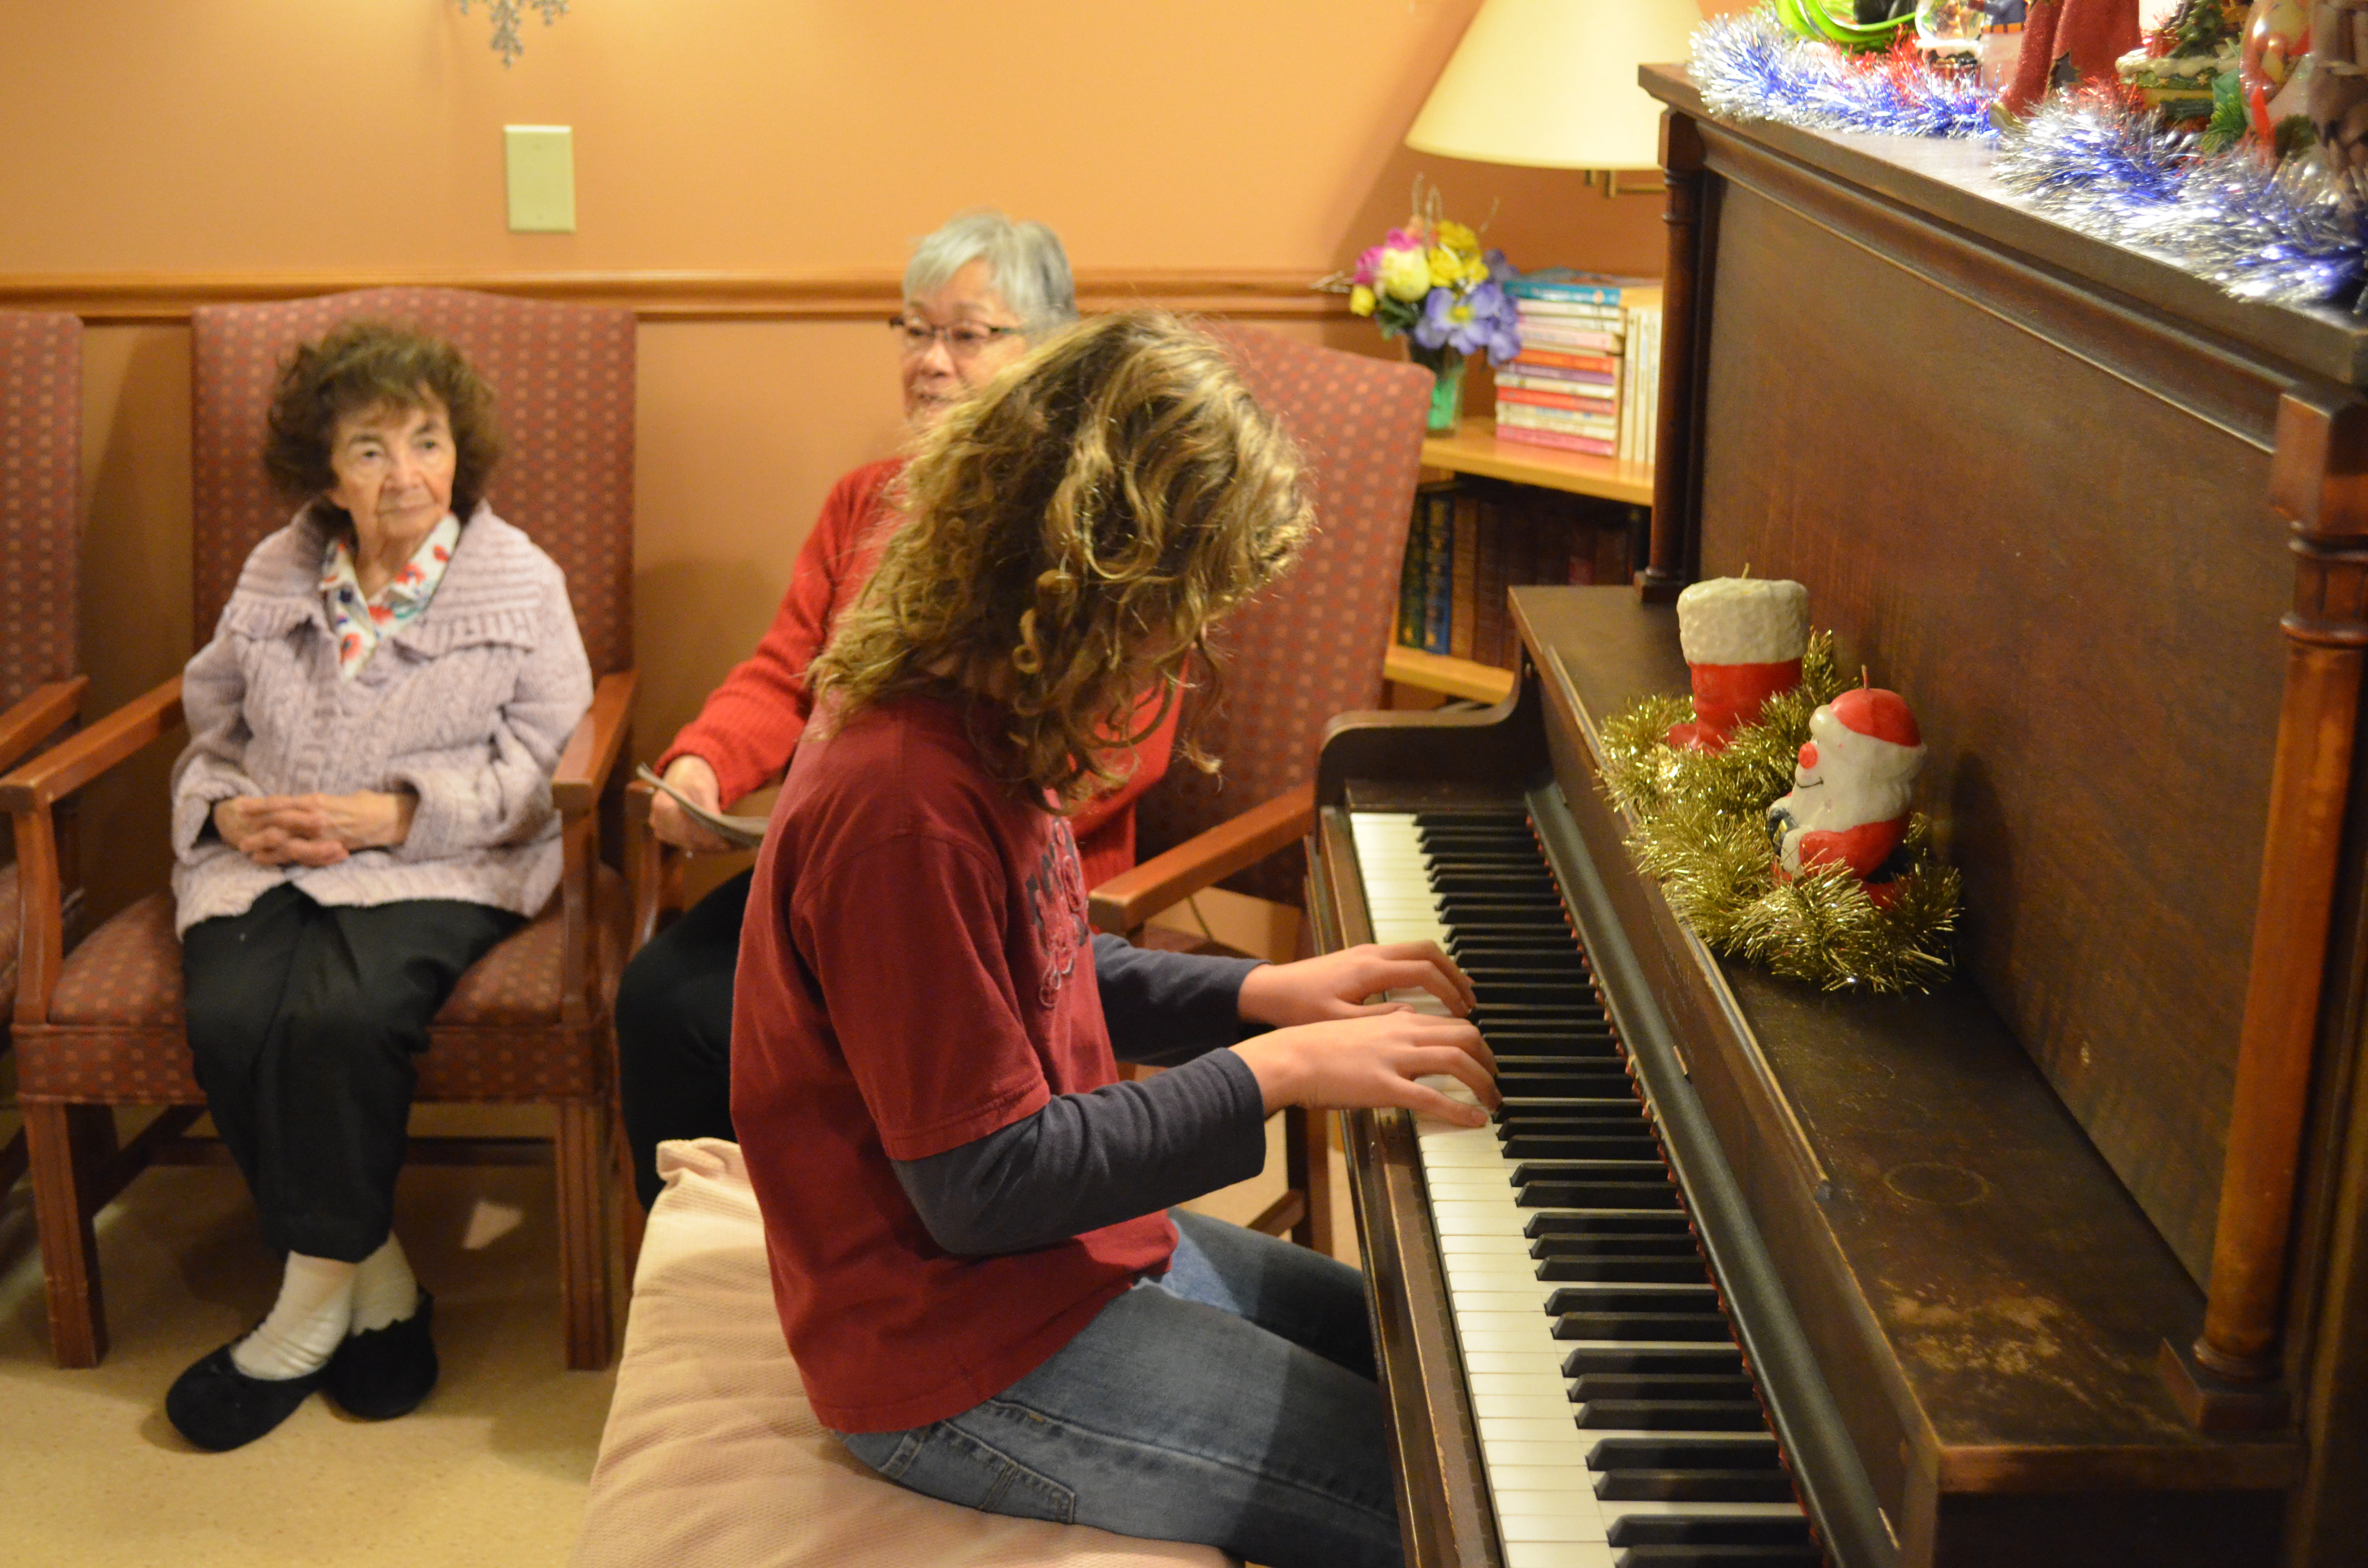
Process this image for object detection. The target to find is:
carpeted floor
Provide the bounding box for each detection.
[0,1106,1353,1568]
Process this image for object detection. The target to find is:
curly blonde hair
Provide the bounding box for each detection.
[809,310,1311,806]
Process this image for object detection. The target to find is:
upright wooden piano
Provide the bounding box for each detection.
[1306,65,2368,1568]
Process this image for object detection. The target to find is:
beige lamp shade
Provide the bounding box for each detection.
[1406,0,1704,170]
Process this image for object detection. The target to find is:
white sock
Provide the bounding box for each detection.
[348,1234,420,1334]
[231,1252,356,1380]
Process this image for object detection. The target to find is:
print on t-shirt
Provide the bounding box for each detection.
[1024,825,1092,1008]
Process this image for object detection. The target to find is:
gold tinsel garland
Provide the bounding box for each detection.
[1595,633,1961,993]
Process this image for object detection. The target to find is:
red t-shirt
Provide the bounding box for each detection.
[657,458,1176,887]
[732,690,1177,1433]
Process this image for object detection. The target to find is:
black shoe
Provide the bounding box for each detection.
[165,1341,328,1451]
[325,1290,438,1421]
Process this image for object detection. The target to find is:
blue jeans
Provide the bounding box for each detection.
[835,1210,1405,1568]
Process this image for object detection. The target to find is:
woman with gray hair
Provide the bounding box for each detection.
[617,210,1181,1206]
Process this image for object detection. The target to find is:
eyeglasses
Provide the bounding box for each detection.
[888,315,1024,359]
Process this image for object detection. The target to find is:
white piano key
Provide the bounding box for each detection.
[1483,1435,1596,1470]
[1492,1491,1604,1523]
[1503,1543,1616,1568]
[1489,1464,1595,1494]
[1451,1290,1554,1314]
[1500,1515,1608,1544]
[1469,1372,1567,1399]
[1473,1392,1580,1421]
[1460,1349,1570,1377]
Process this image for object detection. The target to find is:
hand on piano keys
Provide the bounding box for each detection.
[1231,1007,1500,1128]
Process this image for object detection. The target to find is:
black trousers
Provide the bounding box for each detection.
[614,868,751,1210]
[181,884,523,1262]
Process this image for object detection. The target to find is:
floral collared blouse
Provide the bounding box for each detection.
[321,513,463,680]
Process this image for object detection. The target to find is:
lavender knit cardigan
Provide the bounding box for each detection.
[170,502,594,936]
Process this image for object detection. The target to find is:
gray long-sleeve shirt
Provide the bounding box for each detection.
[890,935,1270,1254]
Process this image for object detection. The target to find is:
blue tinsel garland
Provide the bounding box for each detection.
[1690,11,1997,141]
[1691,9,2368,310]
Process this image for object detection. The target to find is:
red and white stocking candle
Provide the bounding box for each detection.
[1665,576,1811,753]
[1766,686,1926,903]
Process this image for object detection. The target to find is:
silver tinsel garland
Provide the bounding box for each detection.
[1689,7,2366,309]
[1993,95,2367,309]
[1690,11,1998,141]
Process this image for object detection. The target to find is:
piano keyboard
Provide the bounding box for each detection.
[1350,809,1823,1568]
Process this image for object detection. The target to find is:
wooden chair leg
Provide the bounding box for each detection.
[555,1099,614,1371]
[25,1102,109,1367]
[613,1100,646,1287]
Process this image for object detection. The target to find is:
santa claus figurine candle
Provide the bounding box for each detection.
[1665,576,1811,752]
[1766,686,1927,904]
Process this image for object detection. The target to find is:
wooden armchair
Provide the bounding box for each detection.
[1086,324,1434,1255]
[4,288,637,1370]
[0,310,94,1194]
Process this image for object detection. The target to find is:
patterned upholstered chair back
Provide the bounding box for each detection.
[189,288,634,675]
[1137,324,1431,901]
[0,310,82,706]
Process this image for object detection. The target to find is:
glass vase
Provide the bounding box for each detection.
[1409,345,1467,434]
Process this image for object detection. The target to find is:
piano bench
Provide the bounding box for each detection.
[571,1139,1235,1568]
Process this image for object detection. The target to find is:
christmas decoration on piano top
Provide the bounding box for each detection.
[1316,181,1521,433]
[1596,586,1961,995]
[1693,0,2368,311]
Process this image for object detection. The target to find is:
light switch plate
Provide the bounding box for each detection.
[505,125,575,233]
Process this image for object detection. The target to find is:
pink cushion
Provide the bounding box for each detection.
[573,1139,1231,1568]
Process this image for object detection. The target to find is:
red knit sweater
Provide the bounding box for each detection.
[655,458,1178,887]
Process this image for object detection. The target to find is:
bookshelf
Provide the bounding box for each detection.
[1386,417,1653,703]
[1418,417,1655,506]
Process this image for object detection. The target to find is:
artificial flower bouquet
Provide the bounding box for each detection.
[1322,182,1520,398]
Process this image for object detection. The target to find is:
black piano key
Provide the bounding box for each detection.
[1607,1517,1813,1549]
[1498,1071,1631,1098]
[1545,1285,1716,1315]
[1503,1136,1662,1162]
[1499,1109,1644,1134]
[1538,1255,1711,1283]
[1526,1212,1690,1239]
[1533,1229,1700,1255]
[1595,1470,1801,1503]
[1556,1311,1733,1341]
[1513,1159,1668,1187]
[1613,1544,1822,1567]
[1572,1373,1757,1402]
[1590,1436,1781,1471]
[1524,1181,1681,1211]
[1577,1399,1768,1432]
[1564,1345,1746,1377]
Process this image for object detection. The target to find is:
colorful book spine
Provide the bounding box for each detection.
[1394,491,1433,649]
[1497,385,1615,415]
[1471,496,1511,670]
[1510,298,1621,322]
[1513,347,1619,374]
[1506,365,1619,388]
[1449,494,1480,661]
[1500,403,1617,435]
[1495,424,1616,456]
[1498,373,1616,400]
[1421,490,1454,656]
[1505,270,1636,305]
[1516,324,1621,353]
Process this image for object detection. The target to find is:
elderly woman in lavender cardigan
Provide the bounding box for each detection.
[160,322,592,1453]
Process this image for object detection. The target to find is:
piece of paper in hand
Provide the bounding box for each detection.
[635,764,769,849]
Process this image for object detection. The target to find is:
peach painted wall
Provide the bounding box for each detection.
[5,0,1690,917]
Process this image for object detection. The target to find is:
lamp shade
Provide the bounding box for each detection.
[1405,0,1703,170]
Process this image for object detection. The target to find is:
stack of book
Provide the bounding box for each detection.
[1495,271,1663,465]
[1394,480,1643,668]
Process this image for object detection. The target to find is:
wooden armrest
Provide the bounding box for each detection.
[1087,781,1315,934]
[554,670,637,817]
[0,677,87,779]
[0,676,184,813]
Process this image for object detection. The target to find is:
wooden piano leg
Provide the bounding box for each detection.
[2168,391,2368,1430]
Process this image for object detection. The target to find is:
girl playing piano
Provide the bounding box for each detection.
[730,309,1497,1568]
